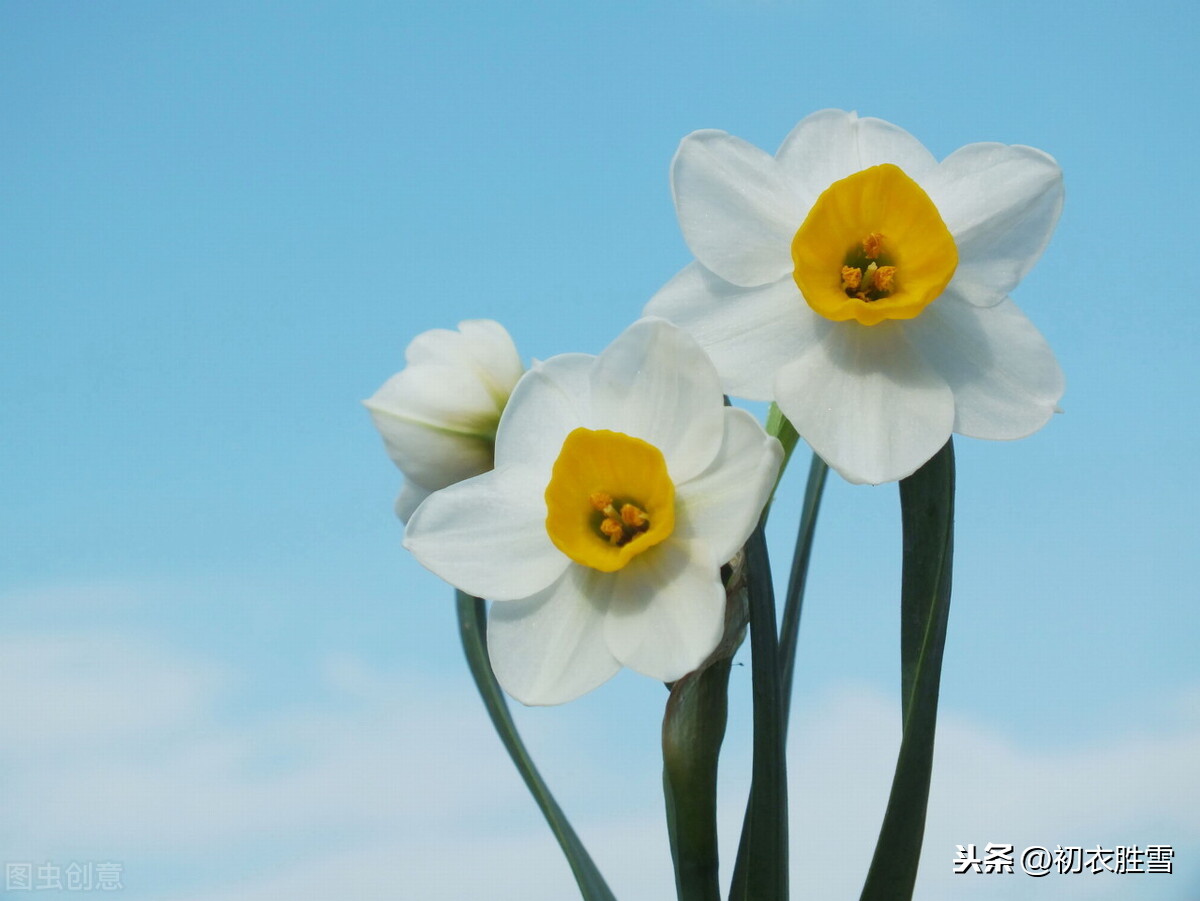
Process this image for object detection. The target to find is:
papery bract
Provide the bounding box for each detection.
[404,318,783,705]
[646,109,1065,485]
[365,319,523,520]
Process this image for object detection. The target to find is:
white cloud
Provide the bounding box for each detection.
[0,633,229,752]
[778,684,1200,900]
[0,580,152,617]
[1,634,530,856]
[1,628,1196,901]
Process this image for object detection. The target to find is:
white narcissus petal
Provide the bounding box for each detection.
[589,318,724,483]
[671,130,802,288]
[849,115,939,179]
[452,319,526,400]
[494,353,594,475]
[379,320,520,432]
[906,291,1064,440]
[404,319,523,402]
[774,322,956,485]
[367,320,525,519]
[603,538,725,683]
[649,112,1062,486]
[394,480,431,523]
[675,407,782,565]
[644,262,825,402]
[401,317,784,704]
[404,467,568,601]
[488,568,621,706]
[365,363,501,437]
[923,143,1064,307]
[366,410,493,497]
[775,109,939,203]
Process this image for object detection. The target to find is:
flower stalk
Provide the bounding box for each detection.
[455,591,616,901]
[728,520,788,901]
[778,451,829,734]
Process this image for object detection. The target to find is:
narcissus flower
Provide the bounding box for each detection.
[646,109,1065,484]
[365,320,523,521]
[404,318,782,705]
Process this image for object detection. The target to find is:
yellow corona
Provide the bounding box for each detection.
[791,164,959,326]
[544,428,675,572]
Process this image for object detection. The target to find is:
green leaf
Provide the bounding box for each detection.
[778,452,829,734]
[728,521,789,901]
[859,440,956,901]
[456,591,617,901]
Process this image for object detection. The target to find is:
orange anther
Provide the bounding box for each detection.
[872,265,897,293]
[621,504,648,529]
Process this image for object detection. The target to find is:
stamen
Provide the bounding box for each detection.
[872,265,897,293]
[590,491,625,524]
[621,504,648,528]
[599,518,624,544]
[792,165,958,325]
[545,427,675,571]
[842,246,896,303]
[589,493,652,546]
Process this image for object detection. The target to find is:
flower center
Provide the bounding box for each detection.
[791,164,958,327]
[840,232,898,303]
[589,492,651,546]
[544,427,675,573]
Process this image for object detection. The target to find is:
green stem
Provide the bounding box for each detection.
[859,440,955,901]
[778,453,828,735]
[456,591,617,901]
[728,521,788,901]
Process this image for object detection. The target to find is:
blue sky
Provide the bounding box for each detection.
[1,1,1197,898]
